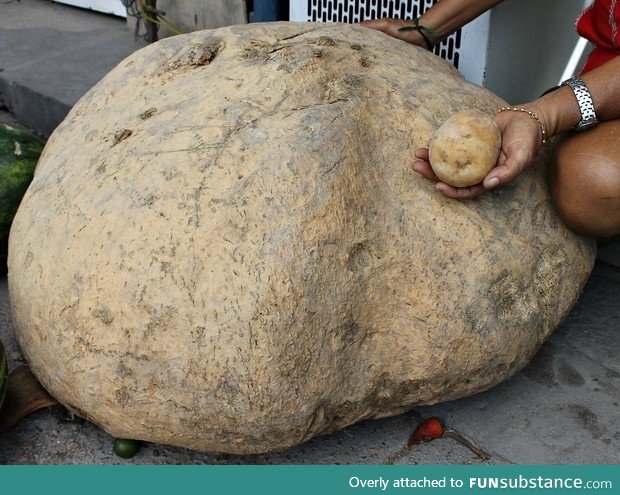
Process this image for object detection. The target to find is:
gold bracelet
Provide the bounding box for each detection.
[497,107,547,144]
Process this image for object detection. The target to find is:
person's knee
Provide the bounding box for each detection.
[550,136,620,238]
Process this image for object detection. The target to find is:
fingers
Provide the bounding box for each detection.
[436,182,488,199]
[412,144,522,200]
[414,147,430,161]
[359,18,403,36]
[359,18,423,45]
[412,147,436,180]
[482,148,531,190]
[412,146,490,200]
[359,19,384,28]
[359,19,382,29]
[412,159,438,181]
[412,161,487,199]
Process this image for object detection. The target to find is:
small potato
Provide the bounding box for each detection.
[428,109,501,188]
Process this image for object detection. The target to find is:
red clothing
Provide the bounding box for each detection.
[576,0,620,74]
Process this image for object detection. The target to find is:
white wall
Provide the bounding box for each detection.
[484,0,590,104]
[121,0,247,39]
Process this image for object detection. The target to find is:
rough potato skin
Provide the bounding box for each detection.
[7,23,595,454]
[429,109,501,187]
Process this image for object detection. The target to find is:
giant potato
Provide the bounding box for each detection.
[7,23,595,454]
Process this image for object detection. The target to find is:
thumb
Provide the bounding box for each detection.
[483,151,529,190]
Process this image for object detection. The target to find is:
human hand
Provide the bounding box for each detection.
[359,18,430,48]
[412,108,545,199]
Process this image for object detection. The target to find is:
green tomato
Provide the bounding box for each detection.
[113,438,139,459]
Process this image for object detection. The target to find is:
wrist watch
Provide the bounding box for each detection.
[561,76,599,131]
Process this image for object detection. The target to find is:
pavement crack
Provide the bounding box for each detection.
[444,428,492,461]
[562,339,619,378]
[277,29,316,41]
[384,444,413,465]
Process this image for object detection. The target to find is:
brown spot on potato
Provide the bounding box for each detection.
[456,157,472,170]
[139,107,157,120]
[113,129,133,146]
[316,35,336,46]
[115,388,131,408]
[347,243,372,271]
[92,307,114,325]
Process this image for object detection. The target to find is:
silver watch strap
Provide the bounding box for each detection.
[561,76,598,131]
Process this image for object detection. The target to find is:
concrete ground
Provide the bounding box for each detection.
[0,0,145,137]
[0,0,618,465]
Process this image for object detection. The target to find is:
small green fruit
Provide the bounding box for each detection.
[113,438,139,459]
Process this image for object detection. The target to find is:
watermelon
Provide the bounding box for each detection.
[0,124,44,273]
[0,338,6,411]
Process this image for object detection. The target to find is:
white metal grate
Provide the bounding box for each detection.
[289,0,490,85]
[301,0,460,67]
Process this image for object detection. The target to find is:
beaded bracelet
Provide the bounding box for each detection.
[497,107,547,144]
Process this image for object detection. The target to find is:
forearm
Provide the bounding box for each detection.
[418,0,504,41]
[530,56,620,137]
[360,0,503,48]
